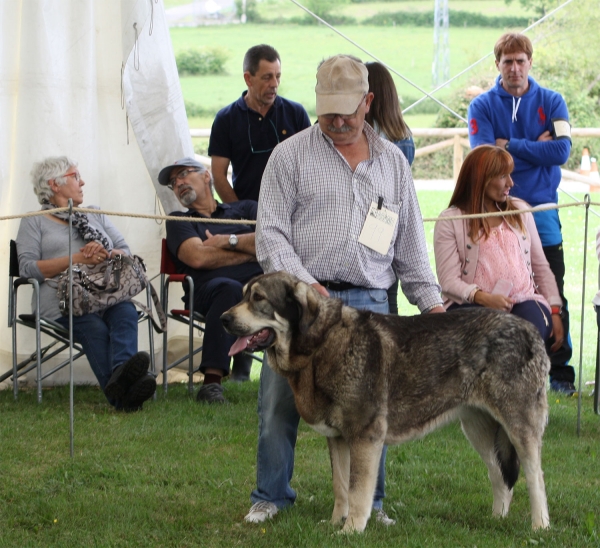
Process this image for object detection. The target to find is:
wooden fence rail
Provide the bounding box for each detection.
[191,128,600,184]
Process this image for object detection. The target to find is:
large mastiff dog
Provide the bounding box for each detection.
[221,272,550,533]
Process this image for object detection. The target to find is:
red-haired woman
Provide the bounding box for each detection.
[434,145,563,350]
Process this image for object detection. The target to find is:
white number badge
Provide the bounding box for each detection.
[358,201,399,255]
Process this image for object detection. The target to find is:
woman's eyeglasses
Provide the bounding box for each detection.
[61,171,81,182]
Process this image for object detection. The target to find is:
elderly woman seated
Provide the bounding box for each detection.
[16,156,156,411]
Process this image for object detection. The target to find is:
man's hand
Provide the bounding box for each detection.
[550,313,565,353]
[537,130,553,142]
[311,283,330,298]
[495,138,508,149]
[203,230,256,256]
[203,230,227,249]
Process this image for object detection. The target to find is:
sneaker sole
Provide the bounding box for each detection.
[122,375,156,410]
[105,352,150,400]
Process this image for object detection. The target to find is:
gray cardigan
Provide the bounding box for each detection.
[16,207,130,320]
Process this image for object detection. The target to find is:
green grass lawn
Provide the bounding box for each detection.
[254,0,531,20]
[1,378,598,547]
[172,24,505,120]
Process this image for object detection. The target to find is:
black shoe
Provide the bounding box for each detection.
[121,373,157,412]
[105,352,150,401]
[196,383,226,403]
[550,379,577,396]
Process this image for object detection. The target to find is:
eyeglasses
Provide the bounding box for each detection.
[320,94,366,122]
[61,171,81,182]
[248,112,280,154]
[167,168,200,190]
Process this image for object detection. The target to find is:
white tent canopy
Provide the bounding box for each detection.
[0,0,192,383]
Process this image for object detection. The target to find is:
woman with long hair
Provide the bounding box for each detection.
[434,145,563,350]
[365,61,414,165]
[365,61,415,314]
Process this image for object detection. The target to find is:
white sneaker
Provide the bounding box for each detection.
[374,509,396,526]
[244,501,279,523]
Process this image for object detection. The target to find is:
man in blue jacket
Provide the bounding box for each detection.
[468,32,575,395]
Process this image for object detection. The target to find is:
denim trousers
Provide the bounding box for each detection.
[251,287,389,509]
[55,300,139,394]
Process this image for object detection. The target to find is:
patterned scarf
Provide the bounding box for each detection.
[42,201,111,251]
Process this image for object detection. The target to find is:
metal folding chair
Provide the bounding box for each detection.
[159,238,203,395]
[159,239,262,396]
[5,239,156,402]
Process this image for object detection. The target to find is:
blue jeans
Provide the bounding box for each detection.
[252,288,389,509]
[56,301,139,397]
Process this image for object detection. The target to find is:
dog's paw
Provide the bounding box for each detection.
[340,516,367,534]
[330,514,346,526]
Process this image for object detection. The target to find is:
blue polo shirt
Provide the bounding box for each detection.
[166,201,263,295]
[208,92,311,202]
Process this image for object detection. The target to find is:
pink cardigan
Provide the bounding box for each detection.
[433,199,561,309]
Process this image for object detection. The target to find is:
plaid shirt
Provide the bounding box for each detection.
[256,123,442,313]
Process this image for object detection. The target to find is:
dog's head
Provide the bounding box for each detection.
[221,272,330,366]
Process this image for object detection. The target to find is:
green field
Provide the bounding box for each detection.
[171,24,507,123]
[1,373,599,547]
[253,0,531,20]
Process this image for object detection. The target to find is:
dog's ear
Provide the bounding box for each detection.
[293,281,320,335]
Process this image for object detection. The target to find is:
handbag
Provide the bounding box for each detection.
[50,254,167,333]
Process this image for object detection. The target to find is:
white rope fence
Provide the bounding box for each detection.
[4,196,598,441]
[3,200,596,224]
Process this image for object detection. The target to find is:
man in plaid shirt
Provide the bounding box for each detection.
[244,55,444,525]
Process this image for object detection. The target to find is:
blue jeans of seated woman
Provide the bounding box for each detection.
[55,301,139,394]
[251,288,389,510]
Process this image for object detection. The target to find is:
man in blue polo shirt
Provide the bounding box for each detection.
[158,157,263,402]
[208,44,311,203]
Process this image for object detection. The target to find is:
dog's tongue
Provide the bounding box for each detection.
[229,336,249,357]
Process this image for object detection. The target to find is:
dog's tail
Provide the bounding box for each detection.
[495,426,520,490]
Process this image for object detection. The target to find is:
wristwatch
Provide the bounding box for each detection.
[505,141,510,151]
[229,234,238,249]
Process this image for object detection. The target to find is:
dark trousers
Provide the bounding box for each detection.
[387,278,399,315]
[543,243,575,383]
[448,300,552,341]
[194,277,251,376]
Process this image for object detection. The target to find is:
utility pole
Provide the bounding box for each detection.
[432,0,450,87]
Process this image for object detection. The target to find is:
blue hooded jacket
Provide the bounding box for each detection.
[467,76,571,246]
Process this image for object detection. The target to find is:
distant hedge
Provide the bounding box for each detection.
[363,10,530,27]
[176,47,229,76]
[184,101,219,118]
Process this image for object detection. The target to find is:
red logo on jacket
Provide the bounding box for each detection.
[538,107,546,125]
[470,118,478,135]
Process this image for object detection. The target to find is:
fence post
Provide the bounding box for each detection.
[453,134,463,181]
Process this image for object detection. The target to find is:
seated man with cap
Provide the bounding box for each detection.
[158,157,263,403]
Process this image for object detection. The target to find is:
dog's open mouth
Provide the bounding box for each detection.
[228,328,275,356]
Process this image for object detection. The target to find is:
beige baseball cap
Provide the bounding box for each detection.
[315,55,369,116]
